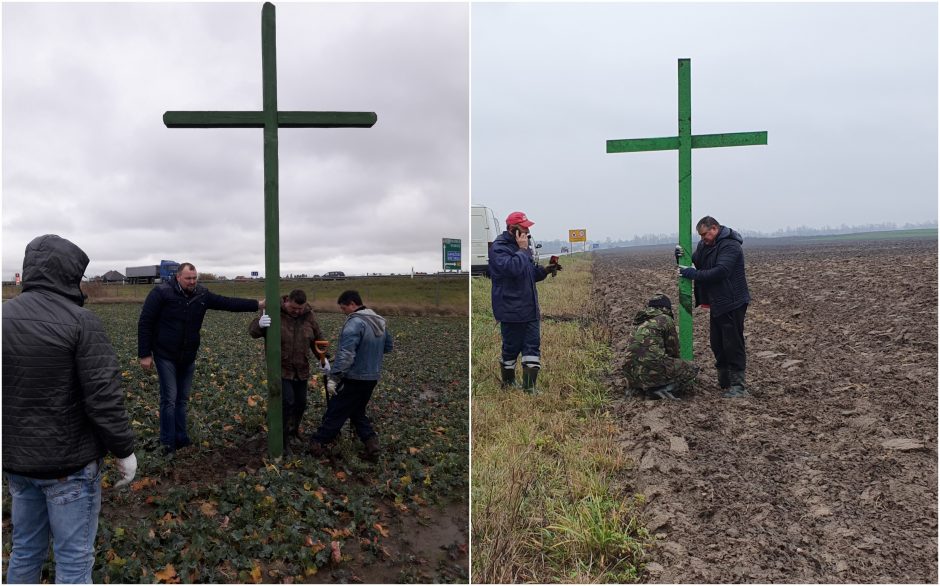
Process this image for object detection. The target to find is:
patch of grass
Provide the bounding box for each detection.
[471,253,651,583]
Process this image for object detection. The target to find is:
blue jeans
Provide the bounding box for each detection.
[311,378,377,443]
[6,459,102,584]
[154,356,196,450]
[500,320,541,369]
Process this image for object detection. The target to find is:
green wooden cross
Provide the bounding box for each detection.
[164,2,376,458]
[607,58,766,361]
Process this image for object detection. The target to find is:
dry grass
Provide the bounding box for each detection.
[471,254,651,583]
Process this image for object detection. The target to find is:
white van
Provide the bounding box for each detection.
[471,205,502,276]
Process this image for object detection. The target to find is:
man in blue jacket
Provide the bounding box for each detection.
[309,290,393,461]
[678,216,752,398]
[488,211,560,393]
[138,263,263,455]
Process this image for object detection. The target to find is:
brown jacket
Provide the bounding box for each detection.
[249,296,326,380]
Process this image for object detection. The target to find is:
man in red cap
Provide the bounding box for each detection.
[487,211,561,393]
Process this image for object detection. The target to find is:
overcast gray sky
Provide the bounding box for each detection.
[3,2,468,280]
[472,2,938,242]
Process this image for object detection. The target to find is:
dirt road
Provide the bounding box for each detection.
[594,237,937,583]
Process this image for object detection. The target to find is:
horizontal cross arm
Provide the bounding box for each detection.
[164,111,377,128]
[607,136,679,153]
[691,131,767,149]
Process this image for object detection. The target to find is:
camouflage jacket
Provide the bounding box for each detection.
[624,306,680,366]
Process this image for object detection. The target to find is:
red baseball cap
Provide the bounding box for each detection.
[505,211,534,228]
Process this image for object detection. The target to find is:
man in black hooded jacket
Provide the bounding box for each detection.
[678,216,752,398]
[3,234,137,583]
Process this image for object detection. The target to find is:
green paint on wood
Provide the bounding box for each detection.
[607,58,766,361]
[163,2,376,458]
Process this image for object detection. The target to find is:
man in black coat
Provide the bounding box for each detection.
[3,234,137,583]
[138,262,263,455]
[678,216,752,398]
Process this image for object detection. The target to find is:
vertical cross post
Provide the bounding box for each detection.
[607,58,766,360]
[163,2,377,458]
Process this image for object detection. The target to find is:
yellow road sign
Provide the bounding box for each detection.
[568,229,586,242]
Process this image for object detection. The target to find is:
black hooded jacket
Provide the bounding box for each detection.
[690,225,751,317]
[2,235,135,479]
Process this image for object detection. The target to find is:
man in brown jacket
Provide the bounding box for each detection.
[249,289,328,454]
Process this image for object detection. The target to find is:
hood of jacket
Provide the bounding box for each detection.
[716,225,744,245]
[348,307,387,336]
[21,234,89,306]
[633,306,672,326]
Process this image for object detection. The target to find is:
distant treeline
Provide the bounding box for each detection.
[535,221,938,253]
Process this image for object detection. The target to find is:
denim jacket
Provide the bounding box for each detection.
[331,307,393,381]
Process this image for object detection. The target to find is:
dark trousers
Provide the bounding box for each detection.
[499,320,541,369]
[311,378,377,444]
[709,304,747,372]
[281,378,308,420]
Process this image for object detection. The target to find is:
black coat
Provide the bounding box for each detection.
[138,278,258,365]
[690,226,751,317]
[2,235,135,479]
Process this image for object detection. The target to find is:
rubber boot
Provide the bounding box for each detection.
[717,368,731,390]
[500,366,516,388]
[521,367,541,394]
[723,370,750,398]
[647,382,679,400]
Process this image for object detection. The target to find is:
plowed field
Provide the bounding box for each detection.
[594,236,937,583]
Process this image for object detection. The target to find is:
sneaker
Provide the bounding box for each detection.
[647,383,679,401]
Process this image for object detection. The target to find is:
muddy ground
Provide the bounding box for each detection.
[593,236,937,583]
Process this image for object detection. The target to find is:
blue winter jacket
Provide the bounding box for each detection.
[332,307,394,381]
[489,230,548,323]
[690,225,751,317]
[138,277,259,365]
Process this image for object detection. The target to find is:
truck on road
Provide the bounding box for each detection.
[471,205,501,276]
[126,260,180,284]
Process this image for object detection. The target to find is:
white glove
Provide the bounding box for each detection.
[259,311,271,328]
[326,378,338,395]
[320,357,331,374]
[113,453,137,488]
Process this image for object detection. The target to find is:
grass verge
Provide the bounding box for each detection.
[470,253,651,583]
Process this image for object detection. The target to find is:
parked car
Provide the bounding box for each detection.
[322,271,346,280]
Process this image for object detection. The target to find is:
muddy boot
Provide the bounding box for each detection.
[646,383,679,400]
[363,437,380,462]
[500,365,516,388]
[717,367,731,390]
[723,370,750,398]
[521,367,541,394]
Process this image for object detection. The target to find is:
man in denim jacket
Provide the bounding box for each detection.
[309,290,393,460]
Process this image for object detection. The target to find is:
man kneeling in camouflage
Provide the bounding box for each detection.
[623,294,699,400]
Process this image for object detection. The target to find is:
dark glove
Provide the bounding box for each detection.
[547,262,562,277]
[678,266,697,279]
